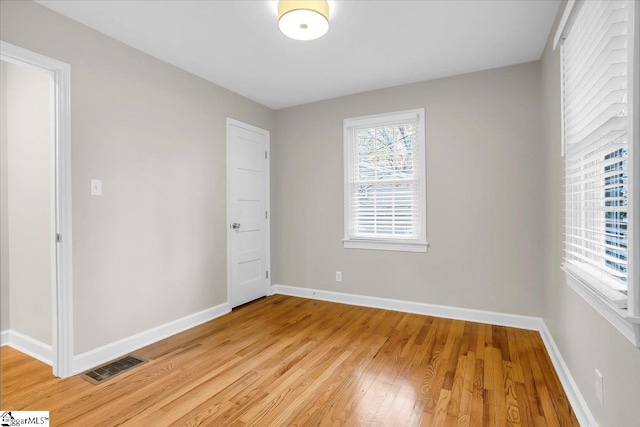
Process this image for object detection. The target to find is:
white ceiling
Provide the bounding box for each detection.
[37,0,560,110]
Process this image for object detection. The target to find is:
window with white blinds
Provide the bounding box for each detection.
[343,109,427,252]
[562,0,633,308]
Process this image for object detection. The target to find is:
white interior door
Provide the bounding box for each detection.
[227,119,270,308]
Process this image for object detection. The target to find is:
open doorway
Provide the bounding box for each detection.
[0,41,73,378]
[1,59,53,365]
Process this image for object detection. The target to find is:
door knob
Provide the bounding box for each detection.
[231,223,241,230]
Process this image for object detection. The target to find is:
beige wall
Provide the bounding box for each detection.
[0,1,275,354]
[0,62,9,331]
[2,61,53,344]
[273,61,544,317]
[540,3,640,426]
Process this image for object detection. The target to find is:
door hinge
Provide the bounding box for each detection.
[265,151,268,159]
[265,210,268,219]
[56,233,61,243]
[266,270,269,279]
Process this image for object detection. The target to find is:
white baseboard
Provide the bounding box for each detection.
[271,284,542,330]
[270,283,596,427]
[0,329,53,366]
[539,323,597,427]
[72,302,230,374]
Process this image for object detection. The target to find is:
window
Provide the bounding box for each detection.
[343,109,427,252]
[559,0,640,344]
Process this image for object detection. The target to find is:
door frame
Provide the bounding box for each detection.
[0,41,74,378]
[226,118,271,308]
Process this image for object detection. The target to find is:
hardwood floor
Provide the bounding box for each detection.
[1,295,579,426]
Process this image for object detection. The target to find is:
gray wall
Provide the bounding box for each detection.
[2,4,639,425]
[540,3,640,426]
[0,0,275,354]
[273,61,544,317]
[0,62,8,332]
[2,61,52,345]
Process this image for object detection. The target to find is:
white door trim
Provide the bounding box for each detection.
[226,118,270,308]
[0,41,74,378]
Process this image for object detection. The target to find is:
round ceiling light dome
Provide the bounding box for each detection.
[278,0,329,41]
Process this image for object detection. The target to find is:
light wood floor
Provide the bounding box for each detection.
[1,295,578,426]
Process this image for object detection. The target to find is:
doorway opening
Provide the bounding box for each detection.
[0,41,73,378]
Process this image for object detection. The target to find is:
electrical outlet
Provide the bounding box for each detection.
[335,271,342,282]
[595,369,604,405]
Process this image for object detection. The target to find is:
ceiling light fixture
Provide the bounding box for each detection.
[278,0,329,41]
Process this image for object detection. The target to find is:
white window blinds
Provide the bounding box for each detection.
[343,109,427,252]
[562,0,631,307]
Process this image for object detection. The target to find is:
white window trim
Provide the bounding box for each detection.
[343,108,428,253]
[565,271,640,346]
[629,0,640,346]
[556,0,640,347]
[342,239,428,253]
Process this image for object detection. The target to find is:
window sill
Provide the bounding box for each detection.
[564,270,640,348]
[343,239,428,253]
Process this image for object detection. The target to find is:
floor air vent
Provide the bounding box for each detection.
[80,355,147,384]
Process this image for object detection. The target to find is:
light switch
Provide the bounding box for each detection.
[91,179,102,196]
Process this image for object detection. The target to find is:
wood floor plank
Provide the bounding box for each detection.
[457,352,476,424]
[1,296,579,426]
[504,361,522,426]
[523,330,561,427]
[492,346,508,427]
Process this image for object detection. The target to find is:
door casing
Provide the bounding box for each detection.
[0,40,74,378]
